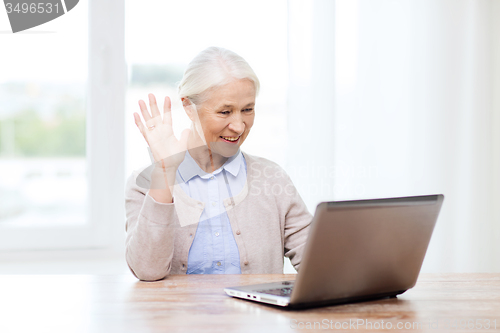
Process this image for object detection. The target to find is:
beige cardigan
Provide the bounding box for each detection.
[124,151,312,281]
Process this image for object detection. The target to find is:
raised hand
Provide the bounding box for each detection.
[134,94,190,170]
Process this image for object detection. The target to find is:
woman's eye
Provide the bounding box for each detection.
[220,111,231,115]
[243,108,254,112]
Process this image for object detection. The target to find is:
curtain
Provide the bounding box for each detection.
[287,0,500,272]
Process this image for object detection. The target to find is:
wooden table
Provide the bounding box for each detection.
[0,274,499,332]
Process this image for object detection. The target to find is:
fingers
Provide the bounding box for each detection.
[148,93,162,120]
[133,112,148,141]
[163,96,173,125]
[138,99,152,123]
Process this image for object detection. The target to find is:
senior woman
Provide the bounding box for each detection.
[125,47,312,281]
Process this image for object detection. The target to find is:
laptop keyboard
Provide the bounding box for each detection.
[256,286,293,297]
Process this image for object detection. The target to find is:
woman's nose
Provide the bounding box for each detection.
[229,114,245,135]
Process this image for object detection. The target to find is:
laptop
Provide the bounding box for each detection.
[224,194,444,309]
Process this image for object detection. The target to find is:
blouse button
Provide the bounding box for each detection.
[236,230,241,235]
[244,261,249,265]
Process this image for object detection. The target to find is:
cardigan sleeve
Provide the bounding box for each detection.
[125,165,205,280]
[282,174,313,271]
[124,169,178,281]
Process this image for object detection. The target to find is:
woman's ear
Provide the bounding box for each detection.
[182,97,195,121]
[181,98,206,145]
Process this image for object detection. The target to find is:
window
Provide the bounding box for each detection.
[0,3,87,250]
[125,0,288,176]
[0,0,126,252]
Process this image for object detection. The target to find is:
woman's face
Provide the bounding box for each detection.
[191,78,256,157]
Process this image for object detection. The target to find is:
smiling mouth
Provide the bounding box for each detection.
[220,136,240,143]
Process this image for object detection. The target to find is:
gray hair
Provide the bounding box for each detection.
[177,46,260,105]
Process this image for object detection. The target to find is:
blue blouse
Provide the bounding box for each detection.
[176,149,246,274]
